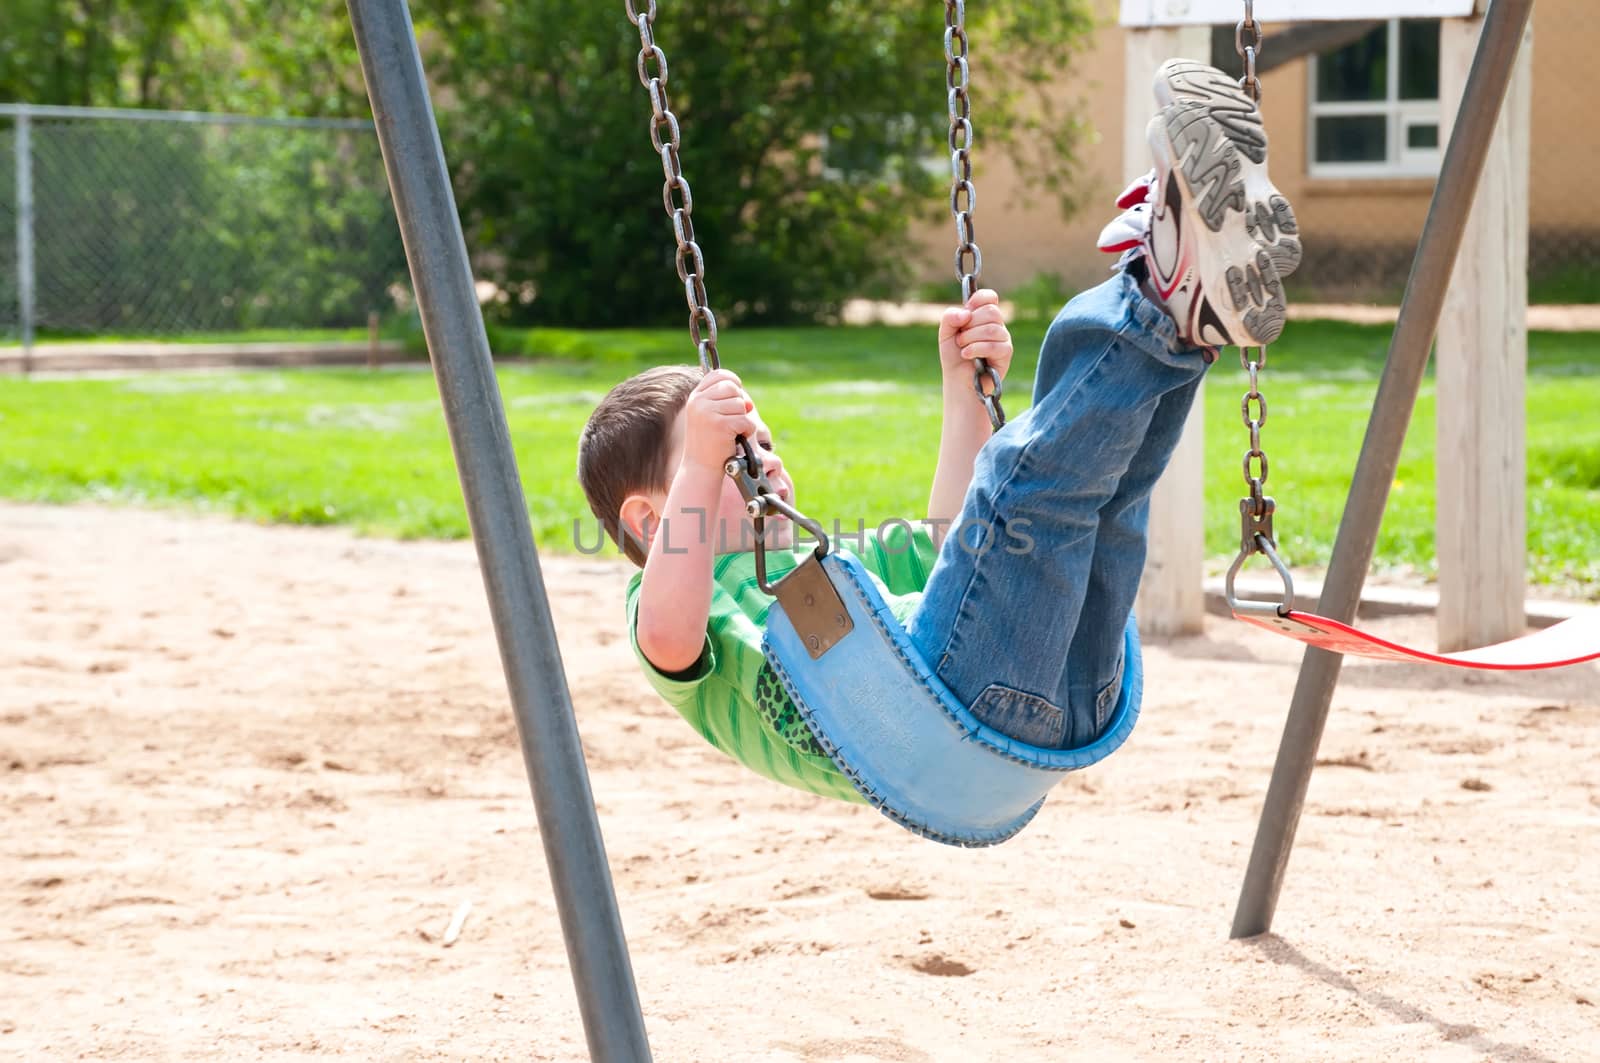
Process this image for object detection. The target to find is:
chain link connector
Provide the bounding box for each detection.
[953,211,976,250]
[950,179,976,216]
[951,149,972,185]
[675,241,705,284]
[637,46,667,89]
[1241,390,1267,428]
[1237,495,1276,557]
[649,109,681,154]
[647,78,670,120]
[1239,50,1261,103]
[1234,20,1263,56]
[688,304,718,349]
[948,117,973,154]
[1243,449,1269,491]
[972,363,1003,402]
[1235,0,1264,103]
[696,338,718,372]
[948,85,971,124]
[663,174,692,215]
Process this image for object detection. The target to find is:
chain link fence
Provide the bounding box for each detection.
[0,138,15,338]
[0,105,408,350]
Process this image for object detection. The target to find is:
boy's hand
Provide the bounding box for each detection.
[938,289,1013,385]
[682,369,757,475]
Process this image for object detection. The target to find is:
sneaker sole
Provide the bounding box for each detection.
[1155,59,1302,278]
[1155,103,1287,347]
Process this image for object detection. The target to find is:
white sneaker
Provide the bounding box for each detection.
[1098,162,1300,282]
[1096,172,1159,255]
[1154,59,1301,277]
[1144,100,1287,348]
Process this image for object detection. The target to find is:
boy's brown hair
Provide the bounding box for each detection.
[578,364,703,567]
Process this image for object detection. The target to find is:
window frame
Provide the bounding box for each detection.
[1307,18,1444,180]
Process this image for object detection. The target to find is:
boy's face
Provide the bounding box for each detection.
[648,407,798,554]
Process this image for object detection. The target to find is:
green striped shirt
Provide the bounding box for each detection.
[626,524,940,804]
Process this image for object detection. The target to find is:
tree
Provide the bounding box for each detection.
[415,1,1094,326]
[0,0,194,108]
[1,1,1096,328]
[161,2,373,118]
[0,1,372,116]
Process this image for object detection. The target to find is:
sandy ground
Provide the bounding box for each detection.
[3,503,1598,1062]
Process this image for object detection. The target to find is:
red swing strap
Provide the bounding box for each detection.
[1233,604,1600,672]
[1226,509,1600,672]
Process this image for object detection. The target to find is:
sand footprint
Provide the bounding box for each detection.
[909,954,975,977]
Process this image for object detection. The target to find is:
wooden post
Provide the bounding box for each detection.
[1127,25,1210,636]
[1436,12,1531,651]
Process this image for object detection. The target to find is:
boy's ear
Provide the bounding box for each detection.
[618,493,659,553]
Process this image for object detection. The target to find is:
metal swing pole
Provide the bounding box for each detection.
[345,2,652,1058]
[1230,0,1536,940]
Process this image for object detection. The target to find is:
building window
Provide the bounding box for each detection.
[1209,25,1247,80]
[1310,19,1442,178]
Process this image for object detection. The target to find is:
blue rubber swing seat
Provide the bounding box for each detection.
[763,552,1143,848]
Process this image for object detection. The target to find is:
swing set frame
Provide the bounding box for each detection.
[344,0,1540,1055]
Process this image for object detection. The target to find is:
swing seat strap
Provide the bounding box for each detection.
[1234,607,1600,671]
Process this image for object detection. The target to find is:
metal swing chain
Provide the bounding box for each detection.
[1236,2,1275,552]
[625,0,830,592]
[1226,0,1295,615]
[627,0,719,374]
[1236,0,1263,103]
[945,0,1005,431]
[1238,346,1276,551]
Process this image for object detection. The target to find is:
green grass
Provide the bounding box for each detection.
[0,319,1596,595]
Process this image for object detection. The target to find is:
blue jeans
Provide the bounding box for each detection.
[906,268,1209,749]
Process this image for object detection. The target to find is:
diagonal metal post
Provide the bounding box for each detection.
[1231,0,1536,940]
[345,2,652,1057]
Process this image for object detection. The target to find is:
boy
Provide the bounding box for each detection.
[578,63,1296,803]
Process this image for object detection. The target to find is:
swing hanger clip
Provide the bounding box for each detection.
[724,438,831,596]
[1226,484,1295,620]
[1226,524,1296,620]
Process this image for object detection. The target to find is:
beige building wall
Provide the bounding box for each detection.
[913,0,1597,298]
[1525,0,1597,233]
[909,1,1131,295]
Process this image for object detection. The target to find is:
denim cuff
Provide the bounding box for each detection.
[1116,261,1213,363]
